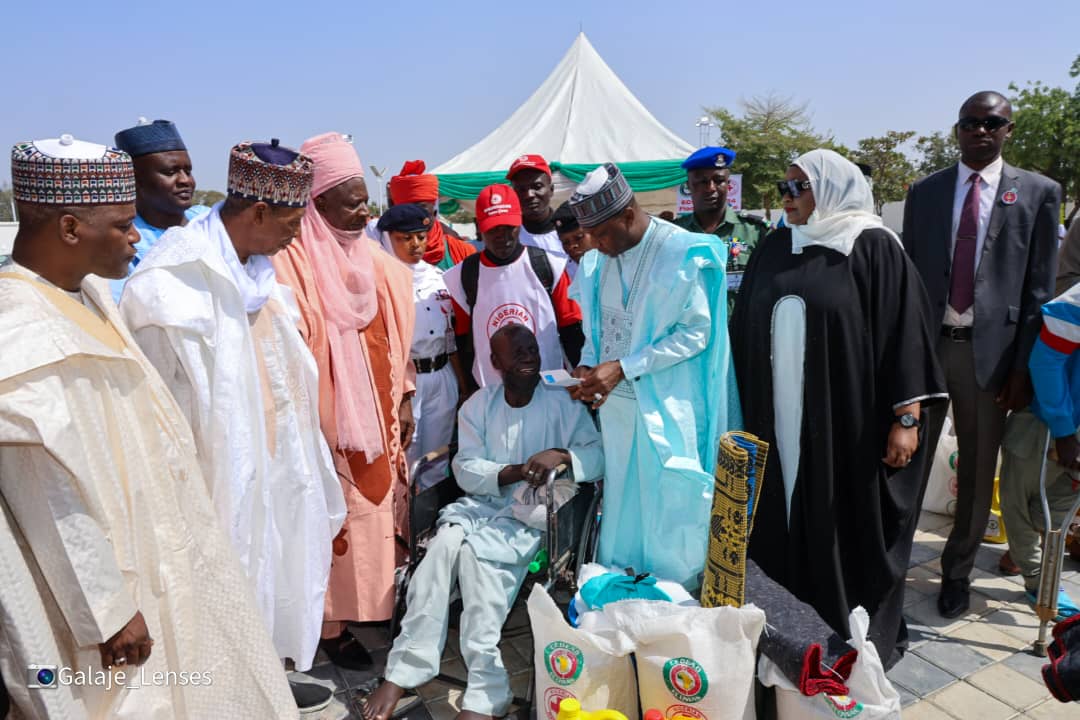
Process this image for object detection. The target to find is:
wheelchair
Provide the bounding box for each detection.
[390,445,602,718]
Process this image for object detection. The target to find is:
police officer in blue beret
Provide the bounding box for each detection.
[674,146,769,314]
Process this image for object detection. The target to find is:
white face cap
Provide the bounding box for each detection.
[32,134,109,160]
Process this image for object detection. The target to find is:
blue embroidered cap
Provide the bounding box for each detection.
[114,119,187,158]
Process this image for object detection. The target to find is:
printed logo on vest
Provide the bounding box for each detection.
[663,657,708,703]
[821,693,863,718]
[487,303,536,337]
[544,642,584,686]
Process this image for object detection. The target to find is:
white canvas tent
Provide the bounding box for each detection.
[432,33,694,214]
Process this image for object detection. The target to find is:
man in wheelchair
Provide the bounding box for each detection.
[361,324,603,720]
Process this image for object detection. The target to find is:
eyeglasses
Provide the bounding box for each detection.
[777,179,813,198]
[956,116,1011,133]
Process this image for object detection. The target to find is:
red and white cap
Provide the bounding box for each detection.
[507,153,551,179]
[475,184,522,234]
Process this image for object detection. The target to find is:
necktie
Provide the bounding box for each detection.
[949,173,981,314]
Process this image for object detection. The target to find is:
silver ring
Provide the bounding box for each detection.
[527,469,536,477]
[593,393,603,401]
[115,657,127,666]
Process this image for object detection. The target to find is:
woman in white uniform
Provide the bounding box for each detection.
[378,204,468,488]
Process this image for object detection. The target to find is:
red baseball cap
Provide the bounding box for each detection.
[507,154,552,180]
[475,184,522,233]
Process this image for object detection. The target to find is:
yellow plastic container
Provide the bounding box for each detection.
[983,476,1008,544]
[556,698,629,720]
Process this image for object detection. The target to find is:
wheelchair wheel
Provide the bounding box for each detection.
[572,489,603,589]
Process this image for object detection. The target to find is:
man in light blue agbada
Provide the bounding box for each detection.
[110,119,209,302]
[360,324,603,720]
[569,163,741,588]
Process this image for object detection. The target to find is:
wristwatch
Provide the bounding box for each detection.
[894,413,920,429]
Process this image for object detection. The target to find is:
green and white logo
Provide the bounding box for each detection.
[544,642,584,686]
[663,657,708,703]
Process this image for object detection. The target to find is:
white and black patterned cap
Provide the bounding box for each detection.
[568,163,633,228]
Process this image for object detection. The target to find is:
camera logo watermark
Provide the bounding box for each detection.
[27,664,213,691]
[26,665,56,689]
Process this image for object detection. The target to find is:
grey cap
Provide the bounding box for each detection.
[569,163,634,228]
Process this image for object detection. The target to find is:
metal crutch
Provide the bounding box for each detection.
[1033,428,1080,656]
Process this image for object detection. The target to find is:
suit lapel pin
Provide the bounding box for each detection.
[1001,188,1018,205]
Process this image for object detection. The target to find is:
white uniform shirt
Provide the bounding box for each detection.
[410,261,456,360]
[519,226,567,259]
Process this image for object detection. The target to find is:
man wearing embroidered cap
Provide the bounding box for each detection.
[443,183,584,388]
[388,160,477,270]
[567,163,742,587]
[110,118,209,302]
[0,136,296,717]
[121,139,346,712]
[269,132,417,675]
[675,146,769,315]
[507,153,567,260]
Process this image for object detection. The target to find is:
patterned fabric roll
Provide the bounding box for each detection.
[701,430,768,609]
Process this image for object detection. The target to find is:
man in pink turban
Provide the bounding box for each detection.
[271,132,416,671]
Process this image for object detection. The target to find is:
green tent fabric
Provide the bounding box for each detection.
[435,159,687,202]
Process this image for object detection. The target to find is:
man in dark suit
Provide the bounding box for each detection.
[903,90,1062,619]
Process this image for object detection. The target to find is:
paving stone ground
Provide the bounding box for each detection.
[290,510,1079,718]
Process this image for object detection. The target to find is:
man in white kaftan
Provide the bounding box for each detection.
[119,141,345,678]
[361,325,603,720]
[0,136,296,719]
[568,164,742,588]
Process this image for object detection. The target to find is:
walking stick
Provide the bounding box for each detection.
[1034,428,1080,656]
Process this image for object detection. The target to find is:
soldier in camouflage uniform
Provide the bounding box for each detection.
[674,146,770,316]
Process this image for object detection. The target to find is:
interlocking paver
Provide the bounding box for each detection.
[928,680,1016,720]
[912,637,995,678]
[967,662,1053,710]
[887,652,957,697]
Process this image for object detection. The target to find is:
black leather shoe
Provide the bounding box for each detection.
[289,680,333,713]
[938,578,970,619]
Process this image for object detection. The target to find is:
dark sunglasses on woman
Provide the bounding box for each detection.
[777,179,813,198]
[956,115,1011,133]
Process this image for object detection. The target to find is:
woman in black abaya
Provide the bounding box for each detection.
[731,149,946,668]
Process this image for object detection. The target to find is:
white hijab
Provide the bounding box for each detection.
[789,149,901,256]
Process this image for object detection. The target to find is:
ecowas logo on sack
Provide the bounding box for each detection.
[662,657,708,703]
[544,641,584,686]
[820,693,864,718]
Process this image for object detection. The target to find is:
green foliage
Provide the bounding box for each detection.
[1004,79,1080,219]
[914,131,960,176]
[0,187,13,222]
[708,94,840,219]
[853,131,917,214]
[192,189,225,207]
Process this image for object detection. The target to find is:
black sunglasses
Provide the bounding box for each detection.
[956,116,1011,133]
[777,179,813,198]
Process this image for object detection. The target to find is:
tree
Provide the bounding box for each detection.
[853,131,917,214]
[192,189,225,207]
[914,131,959,176]
[0,187,13,222]
[707,93,839,219]
[1004,78,1080,223]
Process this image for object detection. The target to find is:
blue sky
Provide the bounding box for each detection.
[2,0,1077,192]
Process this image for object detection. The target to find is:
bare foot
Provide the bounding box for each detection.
[456,710,495,720]
[361,680,406,720]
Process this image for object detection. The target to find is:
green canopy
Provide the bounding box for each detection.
[436,159,687,215]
